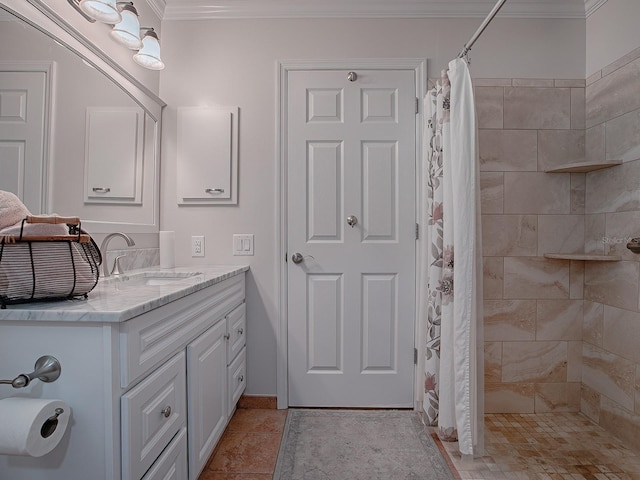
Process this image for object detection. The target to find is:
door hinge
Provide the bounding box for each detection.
[414,348,418,365]
[415,223,419,240]
[415,97,419,114]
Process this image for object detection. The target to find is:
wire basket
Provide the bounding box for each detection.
[0,215,102,308]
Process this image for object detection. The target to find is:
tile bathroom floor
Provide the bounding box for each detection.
[198,408,640,480]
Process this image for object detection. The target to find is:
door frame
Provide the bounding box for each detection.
[0,61,54,213]
[276,58,427,409]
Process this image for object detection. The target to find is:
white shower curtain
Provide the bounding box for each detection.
[420,58,484,457]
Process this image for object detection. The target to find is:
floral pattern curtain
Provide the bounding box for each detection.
[420,59,484,457]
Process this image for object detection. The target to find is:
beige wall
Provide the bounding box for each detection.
[158,17,585,396]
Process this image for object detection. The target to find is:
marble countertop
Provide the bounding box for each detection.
[0,265,249,323]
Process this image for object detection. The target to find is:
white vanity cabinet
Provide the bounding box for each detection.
[0,268,247,480]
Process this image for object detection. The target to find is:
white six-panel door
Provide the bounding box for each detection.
[0,70,47,213]
[287,68,416,407]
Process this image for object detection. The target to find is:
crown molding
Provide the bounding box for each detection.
[162,0,591,21]
[584,0,608,17]
[146,0,166,20]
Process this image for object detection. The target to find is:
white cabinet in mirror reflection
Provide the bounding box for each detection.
[177,106,238,205]
[84,107,144,204]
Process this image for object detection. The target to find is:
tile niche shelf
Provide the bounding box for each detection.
[544,161,622,173]
[543,253,621,261]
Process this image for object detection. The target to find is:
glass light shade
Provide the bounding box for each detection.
[133,32,165,70]
[79,0,121,23]
[110,6,142,49]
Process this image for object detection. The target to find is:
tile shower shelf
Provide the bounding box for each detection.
[544,161,622,173]
[543,253,622,261]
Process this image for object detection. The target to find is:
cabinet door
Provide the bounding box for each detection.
[141,428,188,480]
[177,106,238,205]
[228,346,246,418]
[121,352,186,480]
[186,320,228,480]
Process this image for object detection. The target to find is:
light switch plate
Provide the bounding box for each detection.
[233,234,254,256]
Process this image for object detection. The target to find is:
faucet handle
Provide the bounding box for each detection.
[111,255,127,276]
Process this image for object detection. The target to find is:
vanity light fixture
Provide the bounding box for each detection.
[133,28,165,70]
[77,0,121,24]
[110,3,142,50]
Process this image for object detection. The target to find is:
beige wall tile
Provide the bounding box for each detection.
[502,341,567,383]
[504,87,571,129]
[599,395,640,453]
[605,211,640,261]
[536,300,583,341]
[479,130,537,172]
[484,342,502,383]
[603,305,640,364]
[586,58,640,128]
[585,160,640,214]
[484,299,536,341]
[582,343,635,410]
[570,173,585,215]
[483,257,504,299]
[538,130,585,172]
[485,383,535,414]
[581,384,601,423]
[567,341,582,382]
[586,70,602,87]
[570,88,585,130]
[512,79,555,87]
[555,79,586,88]
[570,260,584,299]
[475,87,503,129]
[504,257,570,299]
[585,124,606,164]
[482,215,537,257]
[504,172,570,215]
[480,172,503,214]
[584,214,605,254]
[601,46,640,78]
[538,214,585,255]
[473,78,512,87]
[583,300,604,347]
[534,383,581,412]
[584,261,640,311]
[606,109,640,163]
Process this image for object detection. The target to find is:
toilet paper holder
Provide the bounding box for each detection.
[0,355,61,389]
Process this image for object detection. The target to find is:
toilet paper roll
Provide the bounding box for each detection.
[0,398,70,457]
[159,231,175,269]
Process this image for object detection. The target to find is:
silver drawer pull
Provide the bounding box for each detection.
[92,187,111,193]
[238,327,244,335]
[238,375,244,383]
[161,406,172,418]
[205,188,225,194]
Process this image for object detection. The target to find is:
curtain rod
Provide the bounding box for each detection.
[458,0,508,58]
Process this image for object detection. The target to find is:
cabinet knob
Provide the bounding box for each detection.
[161,406,172,418]
[224,333,231,340]
[238,327,244,335]
[238,375,244,383]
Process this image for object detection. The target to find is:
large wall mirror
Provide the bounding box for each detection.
[0,0,164,234]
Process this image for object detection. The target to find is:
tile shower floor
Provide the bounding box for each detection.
[198,408,640,480]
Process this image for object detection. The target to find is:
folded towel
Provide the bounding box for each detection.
[0,219,69,238]
[0,190,31,231]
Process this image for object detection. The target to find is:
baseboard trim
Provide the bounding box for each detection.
[237,394,278,409]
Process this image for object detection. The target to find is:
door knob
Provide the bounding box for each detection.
[346,215,358,227]
[291,252,304,264]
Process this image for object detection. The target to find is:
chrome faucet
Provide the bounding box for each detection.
[100,232,135,277]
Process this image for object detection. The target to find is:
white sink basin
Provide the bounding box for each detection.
[103,271,204,287]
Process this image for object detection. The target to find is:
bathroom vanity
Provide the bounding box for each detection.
[0,265,248,480]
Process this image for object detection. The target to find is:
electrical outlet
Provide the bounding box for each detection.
[191,235,205,257]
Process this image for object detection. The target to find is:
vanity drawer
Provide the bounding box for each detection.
[121,352,186,480]
[120,273,245,388]
[226,302,246,365]
[141,428,187,480]
[228,346,246,417]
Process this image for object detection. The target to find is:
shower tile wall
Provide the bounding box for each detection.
[474,77,586,415]
[582,46,640,452]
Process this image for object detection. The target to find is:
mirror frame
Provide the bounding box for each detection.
[1,0,165,234]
